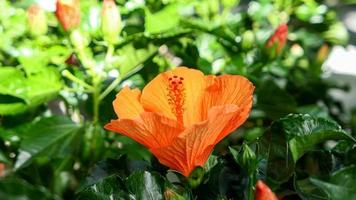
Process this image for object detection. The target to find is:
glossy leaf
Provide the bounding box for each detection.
[0,67,62,115]
[125,171,166,200]
[77,175,130,200]
[0,178,55,200]
[14,117,81,169]
[261,114,356,183]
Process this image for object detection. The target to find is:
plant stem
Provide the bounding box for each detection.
[92,80,100,124]
[62,70,94,91]
[99,44,121,101]
[99,76,121,101]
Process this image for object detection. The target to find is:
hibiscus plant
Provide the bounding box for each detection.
[0,0,355,199]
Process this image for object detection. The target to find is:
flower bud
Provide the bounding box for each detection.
[55,0,81,31]
[101,0,122,44]
[316,44,330,66]
[70,29,89,50]
[27,4,48,36]
[255,180,278,200]
[323,22,349,46]
[165,189,185,200]
[241,30,255,50]
[0,163,5,177]
[265,24,288,58]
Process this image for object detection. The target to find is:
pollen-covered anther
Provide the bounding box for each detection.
[167,75,185,124]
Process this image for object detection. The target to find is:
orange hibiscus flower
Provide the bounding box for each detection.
[105,67,254,176]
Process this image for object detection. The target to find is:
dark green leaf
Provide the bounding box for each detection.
[0,178,56,200]
[308,165,356,200]
[261,114,355,183]
[257,80,297,119]
[77,175,130,200]
[125,171,166,200]
[14,117,81,169]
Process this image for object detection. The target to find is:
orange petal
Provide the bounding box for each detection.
[141,67,206,126]
[104,112,183,149]
[202,75,254,141]
[150,105,241,176]
[255,180,278,200]
[113,86,144,119]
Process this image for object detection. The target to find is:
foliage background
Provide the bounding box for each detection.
[1,0,356,199]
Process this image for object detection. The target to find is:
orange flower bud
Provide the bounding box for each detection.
[316,44,330,65]
[27,4,48,36]
[255,180,278,200]
[55,0,81,31]
[101,0,122,44]
[265,24,288,57]
[0,163,5,177]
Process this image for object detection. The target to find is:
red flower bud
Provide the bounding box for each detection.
[27,4,48,36]
[255,180,278,200]
[265,24,288,56]
[0,163,5,177]
[55,0,81,31]
[101,0,122,44]
[65,53,79,66]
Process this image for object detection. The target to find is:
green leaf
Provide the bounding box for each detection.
[145,4,180,34]
[296,165,356,200]
[116,44,158,79]
[282,114,355,162]
[77,175,130,200]
[261,114,355,183]
[0,178,56,200]
[125,171,166,200]
[257,80,297,119]
[78,156,149,192]
[309,165,356,200]
[77,171,166,200]
[14,117,81,169]
[0,67,62,115]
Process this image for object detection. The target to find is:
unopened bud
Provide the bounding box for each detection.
[101,0,122,44]
[255,180,278,200]
[0,163,5,177]
[316,44,330,65]
[241,30,255,50]
[323,22,349,46]
[27,4,48,36]
[265,24,288,59]
[55,0,81,31]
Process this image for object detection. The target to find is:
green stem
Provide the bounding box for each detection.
[62,70,94,91]
[92,82,100,124]
[99,44,121,101]
[92,44,115,123]
[99,76,121,101]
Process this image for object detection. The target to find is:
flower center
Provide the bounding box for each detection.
[167,75,185,125]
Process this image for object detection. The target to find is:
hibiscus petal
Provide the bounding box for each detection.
[104,112,183,149]
[150,105,241,176]
[202,75,254,141]
[141,67,206,125]
[113,86,144,119]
